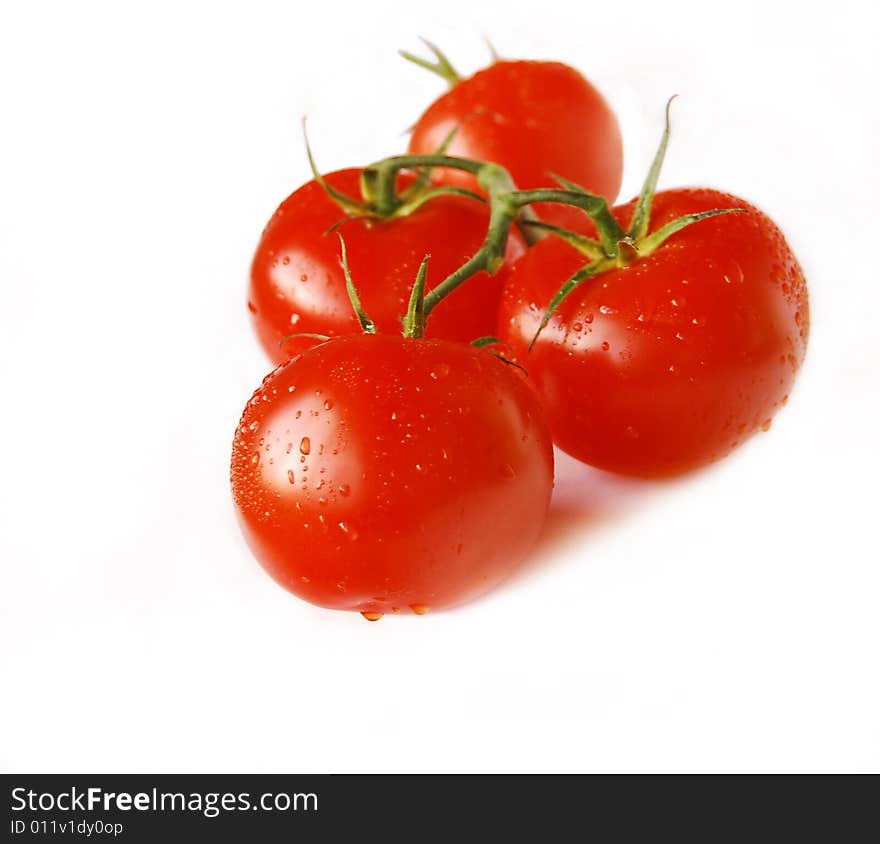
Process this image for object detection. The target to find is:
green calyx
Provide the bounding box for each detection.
[399,37,502,87]
[337,233,376,334]
[303,117,483,224]
[399,38,462,88]
[335,232,431,340]
[402,255,431,339]
[527,98,749,349]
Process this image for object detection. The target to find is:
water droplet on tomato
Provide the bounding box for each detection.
[289,313,300,325]
[410,604,429,615]
[601,341,610,351]
[338,483,350,497]
[300,437,311,455]
[572,321,583,332]
[361,611,383,622]
[338,521,358,540]
[287,469,295,484]
[300,273,309,282]
[323,399,334,410]
[430,363,450,380]
[247,301,257,314]
[761,419,772,432]
[282,256,290,265]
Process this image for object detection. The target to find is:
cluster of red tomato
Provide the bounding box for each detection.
[230,44,809,620]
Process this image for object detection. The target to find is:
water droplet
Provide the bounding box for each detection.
[572,321,583,332]
[247,301,257,314]
[287,384,296,393]
[282,256,290,265]
[300,437,311,455]
[584,314,594,323]
[300,576,310,583]
[338,483,350,497]
[675,332,684,341]
[323,399,334,410]
[601,341,610,351]
[250,452,260,466]
[287,469,295,484]
[410,604,429,615]
[300,273,309,282]
[361,611,383,622]
[430,363,450,380]
[598,305,616,315]
[338,521,359,541]
[761,419,772,432]
[248,420,259,431]
[289,313,300,325]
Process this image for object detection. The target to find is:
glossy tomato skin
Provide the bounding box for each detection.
[408,60,623,232]
[498,189,809,477]
[249,168,524,364]
[230,334,554,615]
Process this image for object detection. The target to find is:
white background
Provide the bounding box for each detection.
[1,0,878,773]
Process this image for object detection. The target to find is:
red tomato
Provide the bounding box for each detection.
[248,168,524,364]
[230,334,554,617]
[498,189,809,477]
[408,60,623,232]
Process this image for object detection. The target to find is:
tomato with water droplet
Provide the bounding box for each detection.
[230,334,554,615]
[497,189,809,476]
